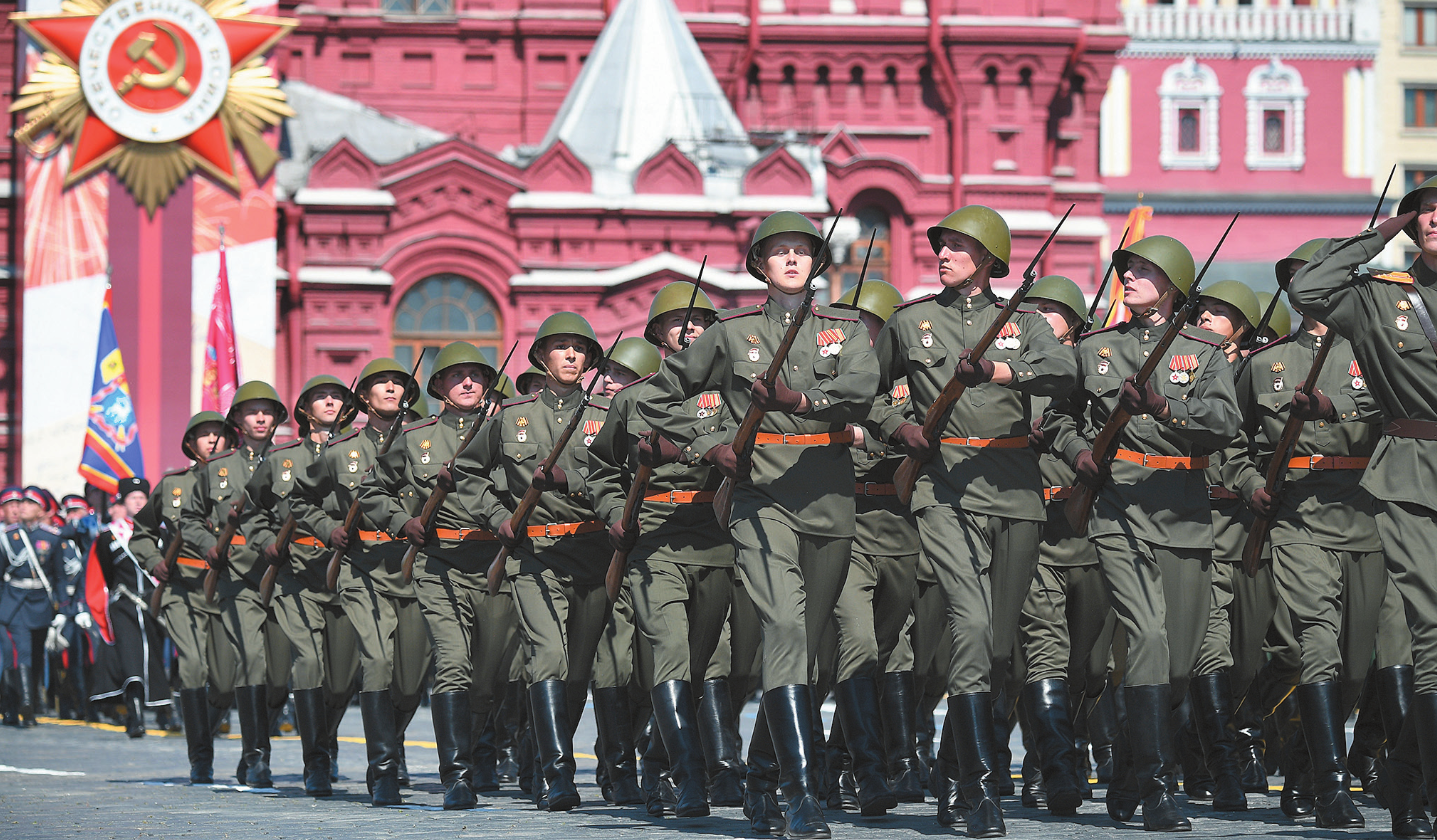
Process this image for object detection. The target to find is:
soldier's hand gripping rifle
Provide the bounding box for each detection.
[603,262,714,601]
[324,357,424,592]
[147,529,185,615]
[259,377,358,606]
[487,334,623,597]
[710,214,844,529]
[400,341,520,585]
[204,497,247,604]
[892,205,1075,505]
[1063,213,1240,536]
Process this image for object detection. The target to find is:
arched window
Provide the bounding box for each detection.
[392,274,502,386]
[830,206,891,304]
[1159,57,1222,171]
[1244,59,1307,171]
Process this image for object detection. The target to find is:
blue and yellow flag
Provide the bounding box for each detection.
[78,288,144,494]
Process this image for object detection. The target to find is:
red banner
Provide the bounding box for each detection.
[201,237,241,414]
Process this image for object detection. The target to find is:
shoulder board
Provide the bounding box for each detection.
[1372,270,1415,285]
[330,428,362,444]
[1248,334,1295,356]
[627,372,658,388]
[402,417,440,434]
[1078,322,1123,340]
[1180,326,1223,347]
[163,466,191,479]
[1014,305,1039,315]
[813,304,860,322]
[208,447,238,461]
[37,523,61,535]
[588,396,612,411]
[271,439,304,452]
[718,305,763,322]
[502,395,539,409]
[894,294,938,312]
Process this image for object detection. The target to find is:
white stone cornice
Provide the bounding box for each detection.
[293,188,397,207]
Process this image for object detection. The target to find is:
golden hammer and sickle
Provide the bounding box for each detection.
[116,24,191,97]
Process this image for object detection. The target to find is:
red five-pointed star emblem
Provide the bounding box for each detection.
[11,0,295,213]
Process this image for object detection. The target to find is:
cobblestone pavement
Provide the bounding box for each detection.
[0,701,1398,840]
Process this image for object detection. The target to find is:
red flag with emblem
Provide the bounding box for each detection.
[201,233,242,414]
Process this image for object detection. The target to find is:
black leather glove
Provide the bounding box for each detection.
[1118,377,1167,416]
[260,543,281,565]
[1073,450,1110,489]
[892,422,934,461]
[531,465,568,492]
[751,378,805,414]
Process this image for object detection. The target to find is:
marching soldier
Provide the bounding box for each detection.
[1,487,64,728]
[359,341,508,811]
[130,412,240,781]
[872,206,1077,837]
[1019,275,1117,816]
[638,211,880,838]
[180,381,288,786]
[589,287,730,818]
[1043,234,1240,831]
[246,376,361,796]
[290,358,432,807]
[452,312,612,813]
[51,496,94,720]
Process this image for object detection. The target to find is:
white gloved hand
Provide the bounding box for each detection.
[75,612,93,630]
[50,613,67,631]
[45,626,69,654]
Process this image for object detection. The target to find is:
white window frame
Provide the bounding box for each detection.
[1159,58,1222,171]
[1245,58,1307,171]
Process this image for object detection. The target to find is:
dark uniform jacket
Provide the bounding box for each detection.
[0,523,62,626]
[180,442,273,588]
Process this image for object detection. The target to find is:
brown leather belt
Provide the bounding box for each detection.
[753,430,854,446]
[526,521,605,538]
[643,491,716,504]
[1385,419,1437,440]
[293,536,323,547]
[1208,486,1239,501]
[1113,449,1209,470]
[1043,486,1072,501]
[1287,455,1370,470]
[854,483,898,496]
[939,435,1028,449]
[176,556,209,569]
[357,530,392,542]
[432,527,497,541]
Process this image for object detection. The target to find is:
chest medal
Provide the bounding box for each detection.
[217,467,228,489]
[921,333,933,348]
[1397,315,1410,331]
[1350,360,1365,390]
[817,328,845,358]
[1168,354,1198,385]
[347,450,360,473]
[420,439,431,465]
[281,458,293,482]
[748,347,761,362]
[583,419,603,447]
[890,383,910,404]
[995,322,1021,351]
[171,487,183,508]
[696,392,722,419]
[1273,377,1284,392]
[1097,361,1109,375]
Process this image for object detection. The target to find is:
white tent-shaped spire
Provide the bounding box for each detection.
[538,0,754,195]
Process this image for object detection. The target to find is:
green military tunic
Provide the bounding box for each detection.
[588,375,733,687]
[361,410,518,718]
[1224,329,1387,693]
[1290,232,1437,692]
[290,421,429,699]
[638,299,878,690]
[1045,320,1240,691]
[872,288,1078,697]
[453,387,612,686]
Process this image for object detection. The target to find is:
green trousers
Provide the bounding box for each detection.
[160,575,237,700]
[1271,544,1383,710]
[1375,500,1437,693]
[271,590,357,692]
[1377,572,1415,670]
[511,560,610,686]
[339,578,429,704]
[832,552,917,683]
[628,559,732,686]
[1019,562,1116,695]
[414,566,517,721]
[1094,535,1209,695]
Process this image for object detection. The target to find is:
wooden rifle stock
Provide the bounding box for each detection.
[1241,337,1334,576]
[258,515,298,606]
[605,463,654,602]
[148,530,184,614]
[203,497,246,604]
[400,411,491,585]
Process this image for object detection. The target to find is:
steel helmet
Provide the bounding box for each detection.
[746,211,832,282]
[1197,280,1261,329]
[182,410,237,460]
[407,393,431,420]
[293,374,356,436]
[1397,174,1437,242]
[493,373,516,401]
[1255,292,1291,339]
[835,280,905,324]
[608,337,662,380]
[528,312,602,371]
[515,366,546,394]
[1026,275,1086,323]
[1113,235,1196,295]
[427,341,498,400]
[1275,238,1328,290]
[355,358,421,413]
[926,206,1012,278]
[646,281,719,346]
[227,381,289,428]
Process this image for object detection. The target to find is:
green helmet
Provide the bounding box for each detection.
[355,358,421,413]
[1026,275,1086,323]
[227,381,289,428]
[182,410,236,460]
[608,337,662,380]
[646,281,719,346]
[746,211,832,282]
[407,393,431,420]
[926,206,1012,278]
[494,373,515,401]
[427,341,498,400]
[1275,238,1328,289]
[528,312,602,371]
[1113,235,1196,295]
[1197,280,1261,329]
[515,366,546,394]
[1256,292,1291,339]
[293,374,356,437]
[1397,174,1437,242]
[835,280,905,324]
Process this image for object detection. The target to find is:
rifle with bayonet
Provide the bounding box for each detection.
[604,262,710,602]
[1080,221,1131,340]
[400,341,520,585]
[893,204,1075,506]
[488,334,624,597]
[710,212,845,529]
[202,426,279,604]
[324,357,425,592]
[1063,213,1240,536]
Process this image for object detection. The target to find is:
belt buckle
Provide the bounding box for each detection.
[1048,485,1064,497]
[1141,453,1155,468]
[544,523,561,537]
[1308,456,1328,471]
[861,482,877,495]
